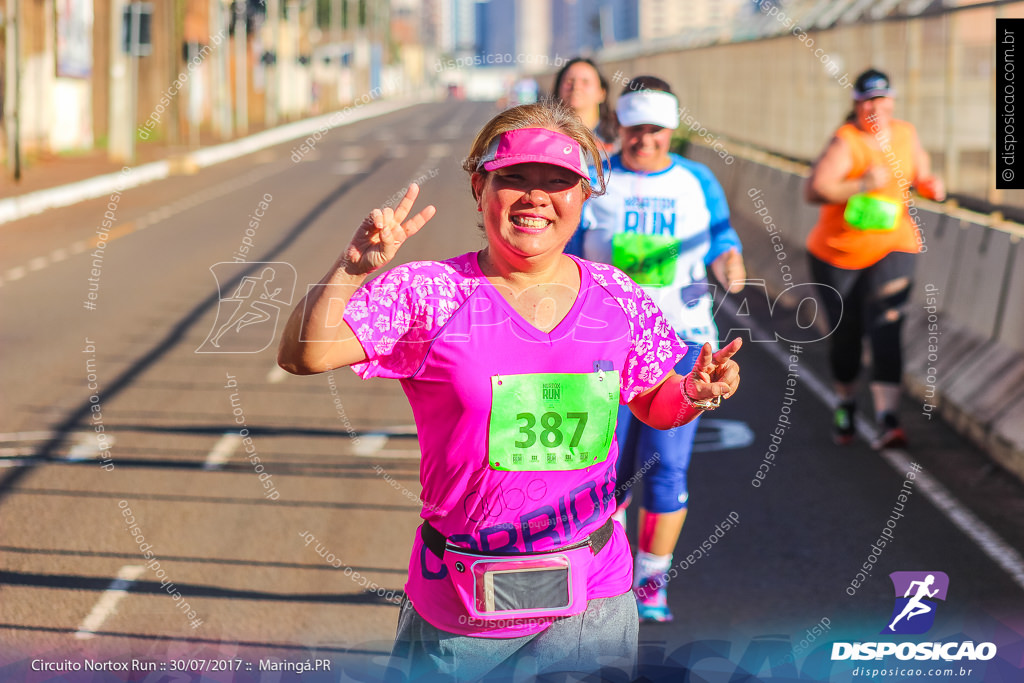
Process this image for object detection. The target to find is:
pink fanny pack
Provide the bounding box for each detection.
[422,519,613,622]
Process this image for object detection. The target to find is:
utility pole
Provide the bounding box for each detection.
[332,0,341,45]
[187,41,200,147]
[210,0,231,137]
[287,0,299,115]
[110,0,150,164]
[127,2,141,161]
[234,0,248,135]
[265,0,279,126]
[4,0,21,179]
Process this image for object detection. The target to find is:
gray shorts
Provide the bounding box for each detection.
[387,591,638,682]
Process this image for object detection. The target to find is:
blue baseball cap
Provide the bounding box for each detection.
[854,69,893,101]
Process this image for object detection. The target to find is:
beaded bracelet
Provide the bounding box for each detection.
[682,373,721,411]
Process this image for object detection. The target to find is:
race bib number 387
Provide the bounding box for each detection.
[488,371,619,471]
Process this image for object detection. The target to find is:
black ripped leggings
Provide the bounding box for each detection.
[809,251,915,385]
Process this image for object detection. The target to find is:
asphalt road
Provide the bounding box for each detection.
[1,100,1022,683]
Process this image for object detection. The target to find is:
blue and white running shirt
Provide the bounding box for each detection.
[579,153,741,348]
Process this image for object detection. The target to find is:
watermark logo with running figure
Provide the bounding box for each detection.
[881,571,949,635]
[197,262,296,353]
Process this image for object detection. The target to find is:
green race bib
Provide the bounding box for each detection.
[844,193,901,232]
[612,233,680,286]
[488,371,619,471]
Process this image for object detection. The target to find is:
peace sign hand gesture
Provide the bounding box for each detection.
[345,183,436,275]
[682,338,742,410]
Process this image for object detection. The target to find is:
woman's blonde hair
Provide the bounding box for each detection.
[462,100,607,200]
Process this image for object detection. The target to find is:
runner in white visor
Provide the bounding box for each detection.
[577,75,747,623]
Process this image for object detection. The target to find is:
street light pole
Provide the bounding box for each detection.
[265,0,279,126]
[5,0,21,180]
[234,0,248,135]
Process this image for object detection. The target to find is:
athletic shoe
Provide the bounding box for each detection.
[873,413,908,450]
[634,573,673,623]
[833,403,856,445]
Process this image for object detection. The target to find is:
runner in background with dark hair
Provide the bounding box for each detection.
[552,57,618,152]
[578,75,747,622]
[805,68,945,450]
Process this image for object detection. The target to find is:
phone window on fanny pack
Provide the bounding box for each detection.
[482,565,570,613]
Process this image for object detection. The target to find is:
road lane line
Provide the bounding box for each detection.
[0,431,62,441]
[427,144,451,159]
[10,164,284,286]
[74,564,145,639]
[717,296,1024,593]
[203,433,243,470]
[65,432,116,462]
[266,365,290,384]
[90,222,135,247]
[352,435,388,457]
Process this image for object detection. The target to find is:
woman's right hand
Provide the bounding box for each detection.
[860,164,890,193]
[344,183,436,275]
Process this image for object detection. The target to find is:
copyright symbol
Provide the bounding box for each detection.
[1003,168,1015,182]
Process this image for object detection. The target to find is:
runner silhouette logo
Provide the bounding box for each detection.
[197,262,297,354]
[881,571,949,635]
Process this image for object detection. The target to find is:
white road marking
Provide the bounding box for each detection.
[717,296,1024,593]
[203,433,243,470]
[74,564,146,639]
[427,144,451,159]
[65,432,116,462]
[6,164,283,285]
[0,431,62,441]
[354,448,421,459]
[693,418,756,452]
[351,435,388,457]
[332,161,364,175]
[266,365,290,384]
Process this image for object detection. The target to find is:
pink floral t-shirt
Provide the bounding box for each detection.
[344,252,686,637]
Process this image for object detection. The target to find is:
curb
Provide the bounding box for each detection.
[0,96,429,227]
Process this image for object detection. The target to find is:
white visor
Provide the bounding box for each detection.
[616,90,680,129]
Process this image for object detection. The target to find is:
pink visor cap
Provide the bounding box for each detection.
[477,128,589,178]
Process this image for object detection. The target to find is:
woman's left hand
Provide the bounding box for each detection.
[711,248,746,294]
[916,176,946,202]
[685,338,742,404]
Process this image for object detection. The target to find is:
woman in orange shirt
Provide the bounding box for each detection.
[805,69,945,449]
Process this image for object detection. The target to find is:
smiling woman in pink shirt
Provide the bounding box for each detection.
[276,100,742,681]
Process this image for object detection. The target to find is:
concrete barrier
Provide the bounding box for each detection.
[991,395,1024,480]
[996,236,1024,354]
[687,140,1024,487]
[909,209,959,308]
[944,221,1015,342]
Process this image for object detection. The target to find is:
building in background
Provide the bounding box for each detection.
[0,0,408,172]
[475,0,515,61]
[551,0,603,58]
[516,0,551,61]
[452,0,475,57]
